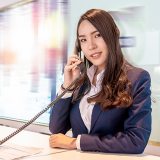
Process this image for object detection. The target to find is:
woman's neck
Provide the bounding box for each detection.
[92,66,105,87]
[95,65,105,75]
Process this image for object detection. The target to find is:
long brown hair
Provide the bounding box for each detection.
[72,9,133,111]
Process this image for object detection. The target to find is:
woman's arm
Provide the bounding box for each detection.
[49,54,81,134]
[49,96,73,134]
[79,70,152,153]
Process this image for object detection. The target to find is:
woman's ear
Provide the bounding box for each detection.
[116,28,120,36]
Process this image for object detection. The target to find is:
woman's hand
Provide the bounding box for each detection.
[49,133,77,149]
[63,52,82,89]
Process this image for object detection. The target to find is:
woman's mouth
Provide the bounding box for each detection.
[91,52,102,59]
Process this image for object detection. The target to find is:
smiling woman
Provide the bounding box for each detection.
[49,9,151,154]
[78,20,108,70]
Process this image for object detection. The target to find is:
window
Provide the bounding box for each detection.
[0,0,68,128]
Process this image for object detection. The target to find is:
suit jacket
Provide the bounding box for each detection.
[49,67,151,154]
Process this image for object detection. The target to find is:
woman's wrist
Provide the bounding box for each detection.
[69,138,77,149]
[62,84,75,90]
[61,84,74,93]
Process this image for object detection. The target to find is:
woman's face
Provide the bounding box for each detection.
[78,20,108,71]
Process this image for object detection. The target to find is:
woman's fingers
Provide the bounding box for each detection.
[63,54,82,86]
[65,61,81,70]
[50,142,58,148]
[69,55,80,60]
[49,135,58,148]
[49,134,77,149]
[71,54,80,58]
[49,134,62,148]
[67,57,80,66]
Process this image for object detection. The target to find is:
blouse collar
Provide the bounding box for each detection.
[87,65,105,85]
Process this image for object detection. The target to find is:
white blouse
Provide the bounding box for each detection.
[58,65,105,150]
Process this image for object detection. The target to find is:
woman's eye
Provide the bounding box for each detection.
[80,39,86,42]
[95,34,101,38]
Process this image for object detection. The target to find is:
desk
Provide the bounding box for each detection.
[0,126,159,160]
[0,125,67,156]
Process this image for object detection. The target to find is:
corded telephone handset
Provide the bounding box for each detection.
[0,42,86,145]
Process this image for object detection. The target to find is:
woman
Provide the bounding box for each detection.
[49,9,151,154]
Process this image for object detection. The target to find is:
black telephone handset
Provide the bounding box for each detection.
[0,42,86,145]
[74,39,86,75]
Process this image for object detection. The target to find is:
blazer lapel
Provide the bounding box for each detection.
[73,82,88,133]
[90,104,102,133]
[75,98,88,133]
[74,82,102,133]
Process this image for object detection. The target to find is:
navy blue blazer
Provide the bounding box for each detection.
[49,67,151,154]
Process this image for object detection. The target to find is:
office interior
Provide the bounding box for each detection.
[0,0,160,157]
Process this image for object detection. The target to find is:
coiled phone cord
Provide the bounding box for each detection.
[0,62,86,145]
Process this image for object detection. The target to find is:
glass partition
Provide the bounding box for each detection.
[0,0,68,125]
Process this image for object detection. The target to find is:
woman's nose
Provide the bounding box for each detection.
[88,40,97,50]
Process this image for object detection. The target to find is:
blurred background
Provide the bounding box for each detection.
[0,0,159,145]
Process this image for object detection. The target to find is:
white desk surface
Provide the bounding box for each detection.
[0,126,159,160]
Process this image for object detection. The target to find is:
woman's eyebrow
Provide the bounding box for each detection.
[78,30,99,38]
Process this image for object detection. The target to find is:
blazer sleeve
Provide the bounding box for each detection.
[80,70,152,154]
[49,96,73,134]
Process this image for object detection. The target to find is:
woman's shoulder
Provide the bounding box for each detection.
[126,66,151,84]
